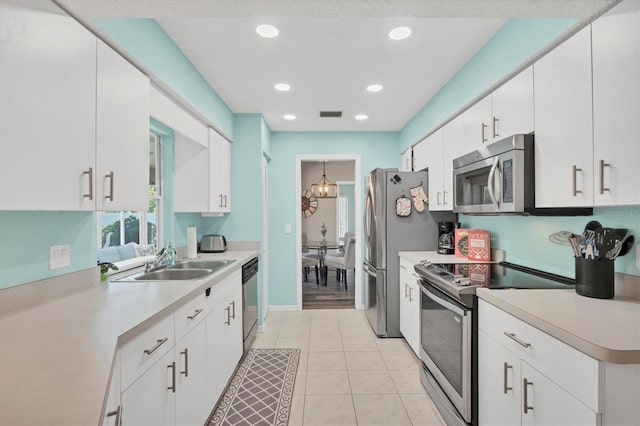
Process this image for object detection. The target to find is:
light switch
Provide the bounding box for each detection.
[285,224,292,234]
[49,244,70,270]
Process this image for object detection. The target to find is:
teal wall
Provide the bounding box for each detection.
[400,18,578,152]
[0,212,96,289]
[268,132,399,306]
[462,207,640,278]
[94,19,234,140]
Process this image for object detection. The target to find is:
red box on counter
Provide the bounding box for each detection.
[467,229,491,261]
[454,228,469,258]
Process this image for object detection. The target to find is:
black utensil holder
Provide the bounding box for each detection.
[575,258,614,299]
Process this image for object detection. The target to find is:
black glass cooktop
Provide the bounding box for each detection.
[415,261,575,290]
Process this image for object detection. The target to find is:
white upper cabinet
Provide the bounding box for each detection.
[0,1,97,211]
[442,115,466,210]
[592,0,640,206]
[491,67,534,142]
[534,26,594,207]
[463,95,492,153]
[96,40,150,212]
[208,128,231,213]
[174,133,210,212]
[414,130,446,209]
[412,136,430,172]
[400,148,413,171]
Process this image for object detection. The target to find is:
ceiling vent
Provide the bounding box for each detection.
[320,111,342,118]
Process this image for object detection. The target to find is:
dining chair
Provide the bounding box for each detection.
[325,237,355,290]
[302,256,319,285]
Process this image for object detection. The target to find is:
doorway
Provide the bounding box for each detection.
[296,155,362,310]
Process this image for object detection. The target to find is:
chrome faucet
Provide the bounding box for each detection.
[145,248,173,272]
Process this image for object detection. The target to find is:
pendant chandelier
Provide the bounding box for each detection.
[311,162,337,198]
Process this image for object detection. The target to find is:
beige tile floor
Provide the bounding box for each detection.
[251,309,446,426]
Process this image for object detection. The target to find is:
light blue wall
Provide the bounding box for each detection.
[268,132,399,306]
[462,207,640,278]
[0,212,97,289]
[94,19,234,140]
[400,18,578,152]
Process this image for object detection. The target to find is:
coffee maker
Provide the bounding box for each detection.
[437,221,456,254]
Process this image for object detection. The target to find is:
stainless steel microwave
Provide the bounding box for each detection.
[452,134,534,215]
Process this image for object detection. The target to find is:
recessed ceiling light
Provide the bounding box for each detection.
[367,84,383,93]
[256,24,279,38]
[355,114,368,121]
[274,83,291,92]
[389,26,412,41]
[283,114,296,120]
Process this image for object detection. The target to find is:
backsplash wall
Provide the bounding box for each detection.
[462,206,640,278]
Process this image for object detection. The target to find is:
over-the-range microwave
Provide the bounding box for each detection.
[452,133,592,216]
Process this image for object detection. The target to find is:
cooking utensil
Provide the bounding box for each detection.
[584,220,602,232]
[549,231,574,245]
[605,239,622,260]
[568,235,582,257]
[617,235,635,258]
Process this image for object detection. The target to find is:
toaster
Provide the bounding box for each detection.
[200,235,227,253]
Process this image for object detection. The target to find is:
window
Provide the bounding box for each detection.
[97,132,163,254]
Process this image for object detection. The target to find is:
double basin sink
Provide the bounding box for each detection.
[115,259,235,282]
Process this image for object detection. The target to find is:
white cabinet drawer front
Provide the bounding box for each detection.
[478,300,600,411]
[206,269,241,311]
[120,314,175,391]
[175,291,208,343]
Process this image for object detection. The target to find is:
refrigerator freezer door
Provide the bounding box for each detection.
[364,260,387,336]
[364,169,383,268]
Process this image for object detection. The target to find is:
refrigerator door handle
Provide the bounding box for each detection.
[363,262,377,277]
[365,190,372,243]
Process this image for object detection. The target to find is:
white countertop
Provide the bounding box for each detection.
[477,288,640,364]
[0,250,258,425]
[399,250,640,364]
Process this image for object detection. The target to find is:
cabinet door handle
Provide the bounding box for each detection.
[572,165,582,196]
[106,405,121,426]
[599,160,610,194]
[105,171,114,201]
[224,194,228,208]
[503,362,513,394]
[83,167,93,200]
[442,190,448,205]
[504,332,531,348]
[143,338,168,355]
[481,123,488,143]
[523,378,533,414]
[224,306,231,325]
[187,309,203,320]
[230,300,236,319]
[408,286,413,302]
[492,116,499,139]
[219,194,224,208]
[167,362,176,393]
[404,283,409,299]
[180,348,189,377]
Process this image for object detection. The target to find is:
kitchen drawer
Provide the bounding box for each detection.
[478,299,600,411]
[120,313,174,391]
[206,269,241,311]
[175,291,208,343]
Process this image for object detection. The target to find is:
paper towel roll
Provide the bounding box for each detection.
[187,227,198,259]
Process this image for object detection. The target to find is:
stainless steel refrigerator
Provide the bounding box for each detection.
[364,168,455,337]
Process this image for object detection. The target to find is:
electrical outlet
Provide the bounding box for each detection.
[49,244,70,270]
[285,224,291,234]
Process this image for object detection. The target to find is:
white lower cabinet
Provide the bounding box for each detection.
[399,258,420,356]
[121,350,176,426]
[205,283,243,409]
[478,299,640,426]
[175,322,209,426]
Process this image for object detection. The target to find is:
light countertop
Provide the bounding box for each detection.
[0,250,258,425]
[399,250,640,364]
[477,288,640,364]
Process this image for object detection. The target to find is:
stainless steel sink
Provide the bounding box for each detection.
[115,268,213,282]
[169,259,235,270]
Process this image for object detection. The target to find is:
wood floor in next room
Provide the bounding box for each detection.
[302,269,355,309]
[252,309,445,425]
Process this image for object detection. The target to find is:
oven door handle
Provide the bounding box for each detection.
[421,285,467,317]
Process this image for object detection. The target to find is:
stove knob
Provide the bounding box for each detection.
[453,274,464,283]
[459,279,472,287]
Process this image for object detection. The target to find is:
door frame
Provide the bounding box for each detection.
[296,154,362,310]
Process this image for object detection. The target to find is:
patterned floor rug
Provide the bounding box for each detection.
[208,348,301,426]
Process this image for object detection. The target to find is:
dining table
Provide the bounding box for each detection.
[302,240,343,285]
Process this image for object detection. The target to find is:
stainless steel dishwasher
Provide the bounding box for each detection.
[241,257,259,350]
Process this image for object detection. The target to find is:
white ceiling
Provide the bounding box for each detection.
[59,0,616,132]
